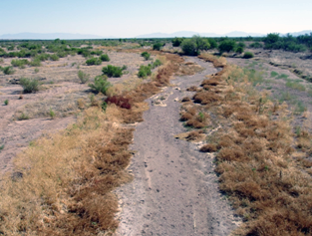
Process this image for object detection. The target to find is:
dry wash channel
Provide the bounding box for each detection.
[116,56,239,236]
[0,51,182,235]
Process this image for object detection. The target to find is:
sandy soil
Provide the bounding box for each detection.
[115,57,240,236]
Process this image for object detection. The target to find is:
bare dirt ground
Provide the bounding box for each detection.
[0,51,153,173]
[115,57,240,236]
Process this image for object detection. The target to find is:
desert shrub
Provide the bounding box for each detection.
[151,59,162,68]
[86,57,102,66]
[88,75,111,95]
[29,59,41,67]
[153,43,163,51]
[11,59,29,68]
[4,99,8,105]
[36,53,49,61]
[218,40,236,53]
[49,108,55,119]
[34,68,39,73]
[181,36,210,56]
[172,37,184,47]
[49,54,59,61]
[102,65,124,77]
[243,52,254,59]
[236,47,244,54]
[141,51,150,60]
[237,42,246,48]
[105,95,131,109]
[100,54,110,61]
[90,50,103,56]
[56,51,68,58]
[2,66,14,75]
[207,38,218,49]
[20,78,40,93]
[78,70,90,84]
[250,42,263,48]
[78,49,91,58]
[138,65,152,78]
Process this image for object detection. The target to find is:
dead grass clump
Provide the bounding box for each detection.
[198,53,227,68]
[106,95,131,109]
[176,62,204,76]
[185,130,204,141]
[179,53,312,235]
[193,91,221,105]
[181,96,191,102]
[187,86,198,92]
[200,143,219,153]
[180,112,193,121]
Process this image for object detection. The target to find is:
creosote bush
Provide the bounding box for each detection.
[153,43,163,51]
[243,51,254,59]
[102,65,125,77]
[88,75,112,95]
[100,54,110,61]
[2,66,15,75]
[181,35,210,56]
[20,77,40,93]
[78,70,90,84]
[138,65,152,78]
[141,51,150,60]
[86,57,102,66]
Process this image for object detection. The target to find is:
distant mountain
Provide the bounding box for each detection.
[136,31,265,38]
[283,30,312,37]
[0,32,113,40]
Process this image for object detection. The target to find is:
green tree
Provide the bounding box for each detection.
[181,36,210,56]
[218,40,236,53]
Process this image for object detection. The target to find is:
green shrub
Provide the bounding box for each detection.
[237,42,246,48]
[2,66,15,75]
[78,70,90,84]
[102,65,124,77]
[49,54,59,61]
[172,37,184,47]
[34,68,39,73]
[18,112,29,120]
[91,50,103,56]
[138,65,152,78]
[151,59,162,68]
[153,43,163,51]
[141,51,150,60]
[270,71,279,77]
[181,36,210,56]
[86,57,102,66]
[218,40,236,53]
[29,59,41,67]
[236,47,244,54]
[88,75,111,95]
[100,54,110,61]
[37,53,49,61]
[4,99,8,105]
[250,42,263,48]
[207,38,217,49]
[11,59,29,68]
[49,108,55,119]
[243,52,254,59]
[20,78,40,93]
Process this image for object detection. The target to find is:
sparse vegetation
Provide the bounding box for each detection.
[4,99,9,105]
[11,59,29,68]
[86,57,102,66]
[138,65,152,78]
[243,51,254,59]
[102,65,124,77]
[2,66,15,75]
[88,75,112,95]
[100,54,110,61]
[20,77,40,93]
[141,51,150,60]
[78,70,90,84]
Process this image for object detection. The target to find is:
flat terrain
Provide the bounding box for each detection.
[0,50,152,173]
[116,57,240,236]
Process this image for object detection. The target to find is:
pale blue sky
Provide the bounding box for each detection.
[0,0,311,37]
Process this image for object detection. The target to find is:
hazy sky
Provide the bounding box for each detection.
[0,0,311,37]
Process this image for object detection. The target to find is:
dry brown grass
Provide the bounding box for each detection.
[0,51,184,235]
[180,53,312,235]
